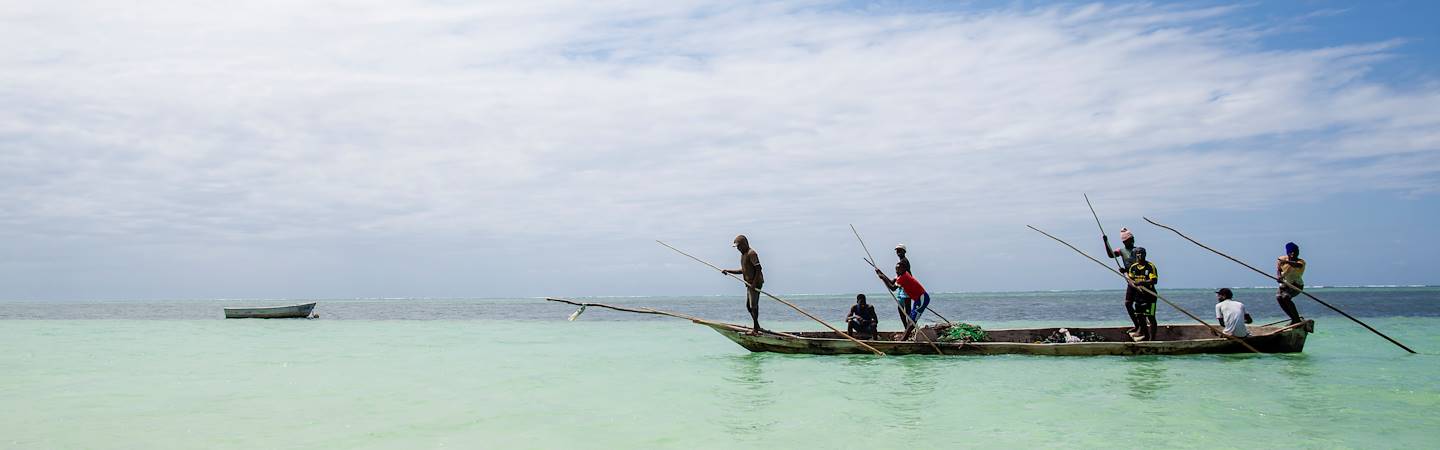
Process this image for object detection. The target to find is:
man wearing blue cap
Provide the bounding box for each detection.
[1276,242,1306,325]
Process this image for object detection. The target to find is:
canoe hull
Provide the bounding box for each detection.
[704,321,1312,356]
[223,302,317,319]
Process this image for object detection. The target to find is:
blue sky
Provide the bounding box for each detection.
[1,1,1437,300]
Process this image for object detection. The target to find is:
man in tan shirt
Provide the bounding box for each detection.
[1276,242,1306,325]
[722,234,765,334]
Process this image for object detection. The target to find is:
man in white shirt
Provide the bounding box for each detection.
[1214,288,1253,337]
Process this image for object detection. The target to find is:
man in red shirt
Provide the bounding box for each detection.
[875,260,929,340]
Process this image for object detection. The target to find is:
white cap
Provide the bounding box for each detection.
[894,243,906,251]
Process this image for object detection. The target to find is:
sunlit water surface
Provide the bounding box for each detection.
[3,288,1437,448]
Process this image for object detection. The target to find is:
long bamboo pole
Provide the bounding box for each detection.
[545,297,803,339]
[657,240,886,356]
[1027,225,1262,353]
[848,225,951,325]
[1084,194,1125,272]
[1143,217,1417,354]
[863,257,946,355]
[851,225,917,333]
[865,258,954,324]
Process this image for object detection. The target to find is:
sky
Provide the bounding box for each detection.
[1,0,1438,300]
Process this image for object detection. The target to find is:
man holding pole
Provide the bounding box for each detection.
[895,243,910,272]
[1126,247,1159,341]
[875,260,929,340]
[721,234,765,334]
[1276,242,1306,325]
[1104,228,1144,335]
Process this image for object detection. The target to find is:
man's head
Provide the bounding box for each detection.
[856,294,867,305]
[1285,242,1299,258]
[1119,227,1134,246]
[1215,288,1233,302]
[895,243,907,258]
[1133,246,1147,262]
[733,235,750,252]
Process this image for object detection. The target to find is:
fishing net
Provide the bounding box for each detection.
[934,323,988,343]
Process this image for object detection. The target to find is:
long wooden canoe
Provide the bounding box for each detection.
[700,320,1313,356]
[223,302,318,319]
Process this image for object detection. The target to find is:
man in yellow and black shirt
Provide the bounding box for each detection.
[1275,242,1306,325]
[1126,247,1159,341]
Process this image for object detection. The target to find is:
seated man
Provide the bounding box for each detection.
[846,294,879,338]
[1214,288,1253,338]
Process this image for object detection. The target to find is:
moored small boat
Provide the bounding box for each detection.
[701,320,1313,356]
[223,302,318,319]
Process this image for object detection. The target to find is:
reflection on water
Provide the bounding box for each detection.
[717,353,777,438]
[1125,357,1170,400]
[1274,354,1333,418]
[878,357,939,431]
[838,355,884,393]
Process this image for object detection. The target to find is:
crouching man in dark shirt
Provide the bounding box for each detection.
[846,294,879,339]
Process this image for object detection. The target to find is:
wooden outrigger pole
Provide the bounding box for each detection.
[1084,194,1126,272]
[850,224,946,354]
[657,240,886,356]
[1028,225,1262,354]
[546,297,805,339]
[1144,217,1416,354]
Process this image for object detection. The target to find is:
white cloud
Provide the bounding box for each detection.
[1,1,1437,297]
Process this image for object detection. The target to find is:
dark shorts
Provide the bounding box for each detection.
[850,319,878,334]
[1134,301,1157,316]
[1277,283,1303,300]
[1129,285,1156,304]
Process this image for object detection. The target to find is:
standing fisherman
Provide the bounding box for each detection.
[875,260,929,340]
[721,235,765,334]
[1103,228,1144,334]
[895,243,910,272]
[892,243,924,321]
[1276,242,1306,325]
[1126,247,1159,341]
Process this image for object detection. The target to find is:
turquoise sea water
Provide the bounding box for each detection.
[3,289,1439,449]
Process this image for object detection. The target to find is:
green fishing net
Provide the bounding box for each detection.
[937,323,988,343]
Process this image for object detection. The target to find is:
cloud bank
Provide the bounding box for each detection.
[1,1,1437,298]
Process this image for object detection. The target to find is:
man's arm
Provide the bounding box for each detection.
[1244,313,1253,324]
[874,269,898,290]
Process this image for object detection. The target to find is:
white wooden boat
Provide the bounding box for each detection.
[223,302,317,319]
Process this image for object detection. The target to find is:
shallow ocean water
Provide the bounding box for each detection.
[3,288,1438,449]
